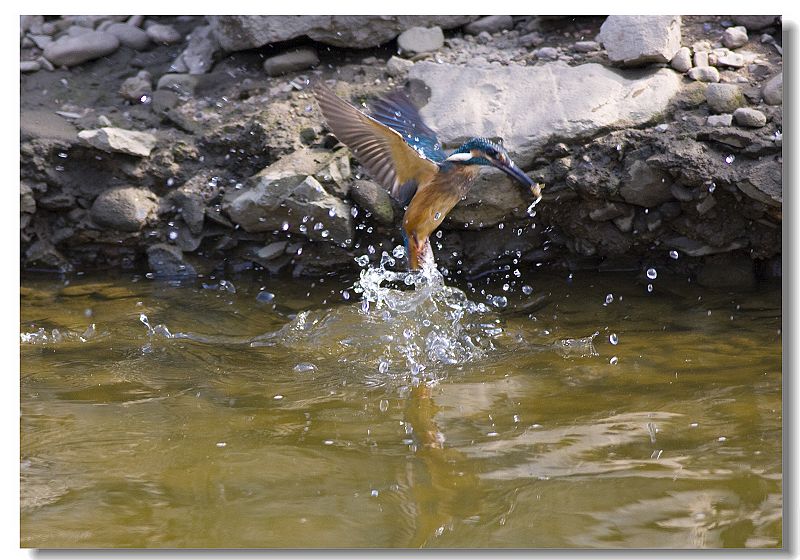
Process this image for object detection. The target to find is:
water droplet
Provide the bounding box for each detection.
[522,285,533,295]
[371,489,379,497]
[724,154,735,164]
[609,356,618,365]
[718,436,727,442]
[350,207,359,217]
[434,212,442,221]
[256,290,274,303]
[513,414,520,423]
[57,152,68,158]
[647,283,654,293]
[394,110,402,117]
[321,230,330,238]
[341,290,350,300]
[646,268,658,280]
[392,245,405,258]
[168,230,178,240]
[140,94,152,104]
[323,440,334,445]
[669,250,679,259]
[294,362,317,373]
[273,394,284,400]
[605,293,614,305]
[690,422,699,428]
[216,442,227,448]
[281,221,289,231]
[379,399,389,412]
[502,283,510,292]
[491,295,508,308]
[355,255,370,267]
[498,222,504,230]
[609,333,618,345]
[328,208,336,217]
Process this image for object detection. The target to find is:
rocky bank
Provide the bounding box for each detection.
[20,15,782,288]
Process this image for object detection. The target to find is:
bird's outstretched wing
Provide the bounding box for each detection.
[315,84,439,206]
[369,91,447,163]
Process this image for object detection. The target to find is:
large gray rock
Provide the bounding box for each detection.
[78,127,157,157]
[90,187,159,232]
[409,61,681,167]
[43,31,119,67]
[446,168,530,228]
[206,15,475,51]
[223,149,354,245]
[397,26,444,55]
[598,15,681,66]
[224,175,353,246]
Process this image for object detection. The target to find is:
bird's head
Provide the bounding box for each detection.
[445,138,542,200]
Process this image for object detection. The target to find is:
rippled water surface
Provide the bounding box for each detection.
[20,262,782,548]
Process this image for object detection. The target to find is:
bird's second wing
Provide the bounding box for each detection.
[369,91,447,163]
[315,84,439,205]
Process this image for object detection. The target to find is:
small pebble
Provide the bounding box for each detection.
[20,60,41,73]
[687,66,719,82]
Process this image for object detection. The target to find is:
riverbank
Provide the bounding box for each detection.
[20,15,782,289]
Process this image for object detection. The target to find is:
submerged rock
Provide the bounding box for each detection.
[410,61,681,167]
[598,15,681,66]
[147,243,196,276]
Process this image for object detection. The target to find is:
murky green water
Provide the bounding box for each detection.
[20,264,782,548]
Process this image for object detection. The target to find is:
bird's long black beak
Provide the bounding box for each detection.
[493,159,543,203]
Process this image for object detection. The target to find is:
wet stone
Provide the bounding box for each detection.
[619,161,673,207]
[263,48,319,76]
[147,243,196,277]
[156,73,200,95]
[257,241,288,261]
[574,41,601,53]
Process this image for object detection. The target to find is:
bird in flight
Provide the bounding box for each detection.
[315,84,542,270]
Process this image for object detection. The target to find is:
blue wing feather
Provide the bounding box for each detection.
[369,91,447,163]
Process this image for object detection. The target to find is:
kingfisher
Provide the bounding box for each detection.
[315,84,542,270]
